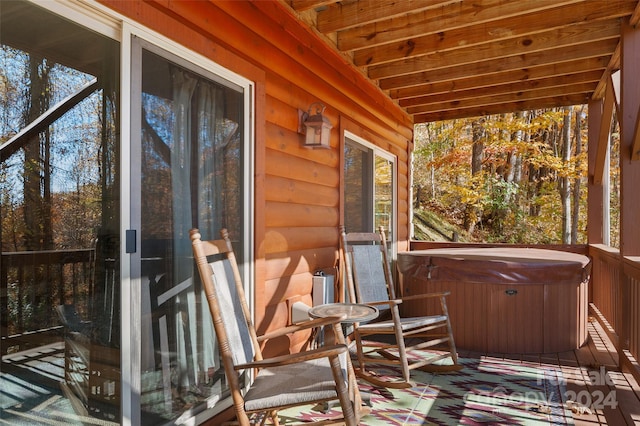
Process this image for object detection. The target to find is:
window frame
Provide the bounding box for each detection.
[343,130,397,257]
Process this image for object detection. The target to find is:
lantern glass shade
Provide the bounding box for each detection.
[301,103,332,148]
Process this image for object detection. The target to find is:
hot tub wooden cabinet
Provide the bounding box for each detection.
[397,248,592,354]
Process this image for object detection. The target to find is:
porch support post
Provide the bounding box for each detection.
[587,97,604,245]
[618,18,640,368]
[619,18,640,257]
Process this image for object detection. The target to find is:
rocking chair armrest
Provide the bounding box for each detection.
[257,315,347,342]
[364,299,403,308]
[399,291,451,302]
[234,344,349,370]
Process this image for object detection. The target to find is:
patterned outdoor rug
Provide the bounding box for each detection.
[276,349,574,425]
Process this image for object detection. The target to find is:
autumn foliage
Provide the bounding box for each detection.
[413,106,620,245]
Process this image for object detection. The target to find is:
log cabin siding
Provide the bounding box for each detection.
[99,0,412,349]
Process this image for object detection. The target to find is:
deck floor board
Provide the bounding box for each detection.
[452,319,640,426]
[3,318,640,425]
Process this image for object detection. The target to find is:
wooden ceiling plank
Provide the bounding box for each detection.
[414,94,591,122]
[316,0,453,33]
[353,1,635,66]
[409,93,595,117]
[389,57,609,100]
[378,39,618,91]
[337,0,583,51]
[407,82,596,115]
[278,0,640,124]
[368,19,621,80]
[400,70,603,108]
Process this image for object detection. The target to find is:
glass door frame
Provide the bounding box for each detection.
[12,2,255,424]
[123,23,255,425]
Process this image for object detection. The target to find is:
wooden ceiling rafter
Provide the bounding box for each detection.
[390,57,610,100]
[407,81,596,115]
[593,1,640,99]
[400,70,604,109]
[414,94,593,123]
[317,0,457,33]
[348,1,624,65]
[336,0,584,52]
[379,39,618,90]
[282,0,640,123]
[367,20,621,80]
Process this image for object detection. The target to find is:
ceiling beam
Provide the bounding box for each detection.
[414,94,591,122]
[379,38,618,90]
[317,0,452,33]
[353,1,634,66]
[336,0,584,51]
[400,70,603,108]
[407,82,596,115]
[368,19,621,79]
[389,57,609,100]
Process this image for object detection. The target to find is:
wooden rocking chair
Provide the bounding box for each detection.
[190,228,363,425]
[340,226,461,389]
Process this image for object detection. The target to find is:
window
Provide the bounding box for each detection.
[344,134,396,243]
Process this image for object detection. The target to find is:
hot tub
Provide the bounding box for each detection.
[397,248,591,354]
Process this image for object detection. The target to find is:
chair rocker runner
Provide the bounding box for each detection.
[340,226,461,389]
[190,228,363,426]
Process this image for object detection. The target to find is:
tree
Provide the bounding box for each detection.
[23,54,53,252]
[465,118,484,234]
[414,106,591,244]
[559,106,572,244]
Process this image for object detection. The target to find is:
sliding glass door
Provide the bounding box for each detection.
[1,2,121,423]
[2,3,253,423]
[131,38,253,424]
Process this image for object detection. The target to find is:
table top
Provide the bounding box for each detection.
[308,303,378,323]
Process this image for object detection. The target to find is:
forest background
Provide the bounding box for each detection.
[411,105,620,245]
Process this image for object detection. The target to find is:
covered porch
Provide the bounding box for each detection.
[2,0,640,424]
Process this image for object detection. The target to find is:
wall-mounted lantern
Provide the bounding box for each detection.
[298,102,332,149]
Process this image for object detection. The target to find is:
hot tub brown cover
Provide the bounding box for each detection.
[397,248,591,285]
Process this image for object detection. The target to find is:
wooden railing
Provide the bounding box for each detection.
[1,248,94,354]
[589,245,622,341]
[624,256,640,364]
[588,244,640,381]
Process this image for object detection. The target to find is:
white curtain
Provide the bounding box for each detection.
[170,68,198,391]
[167,68,228,391]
